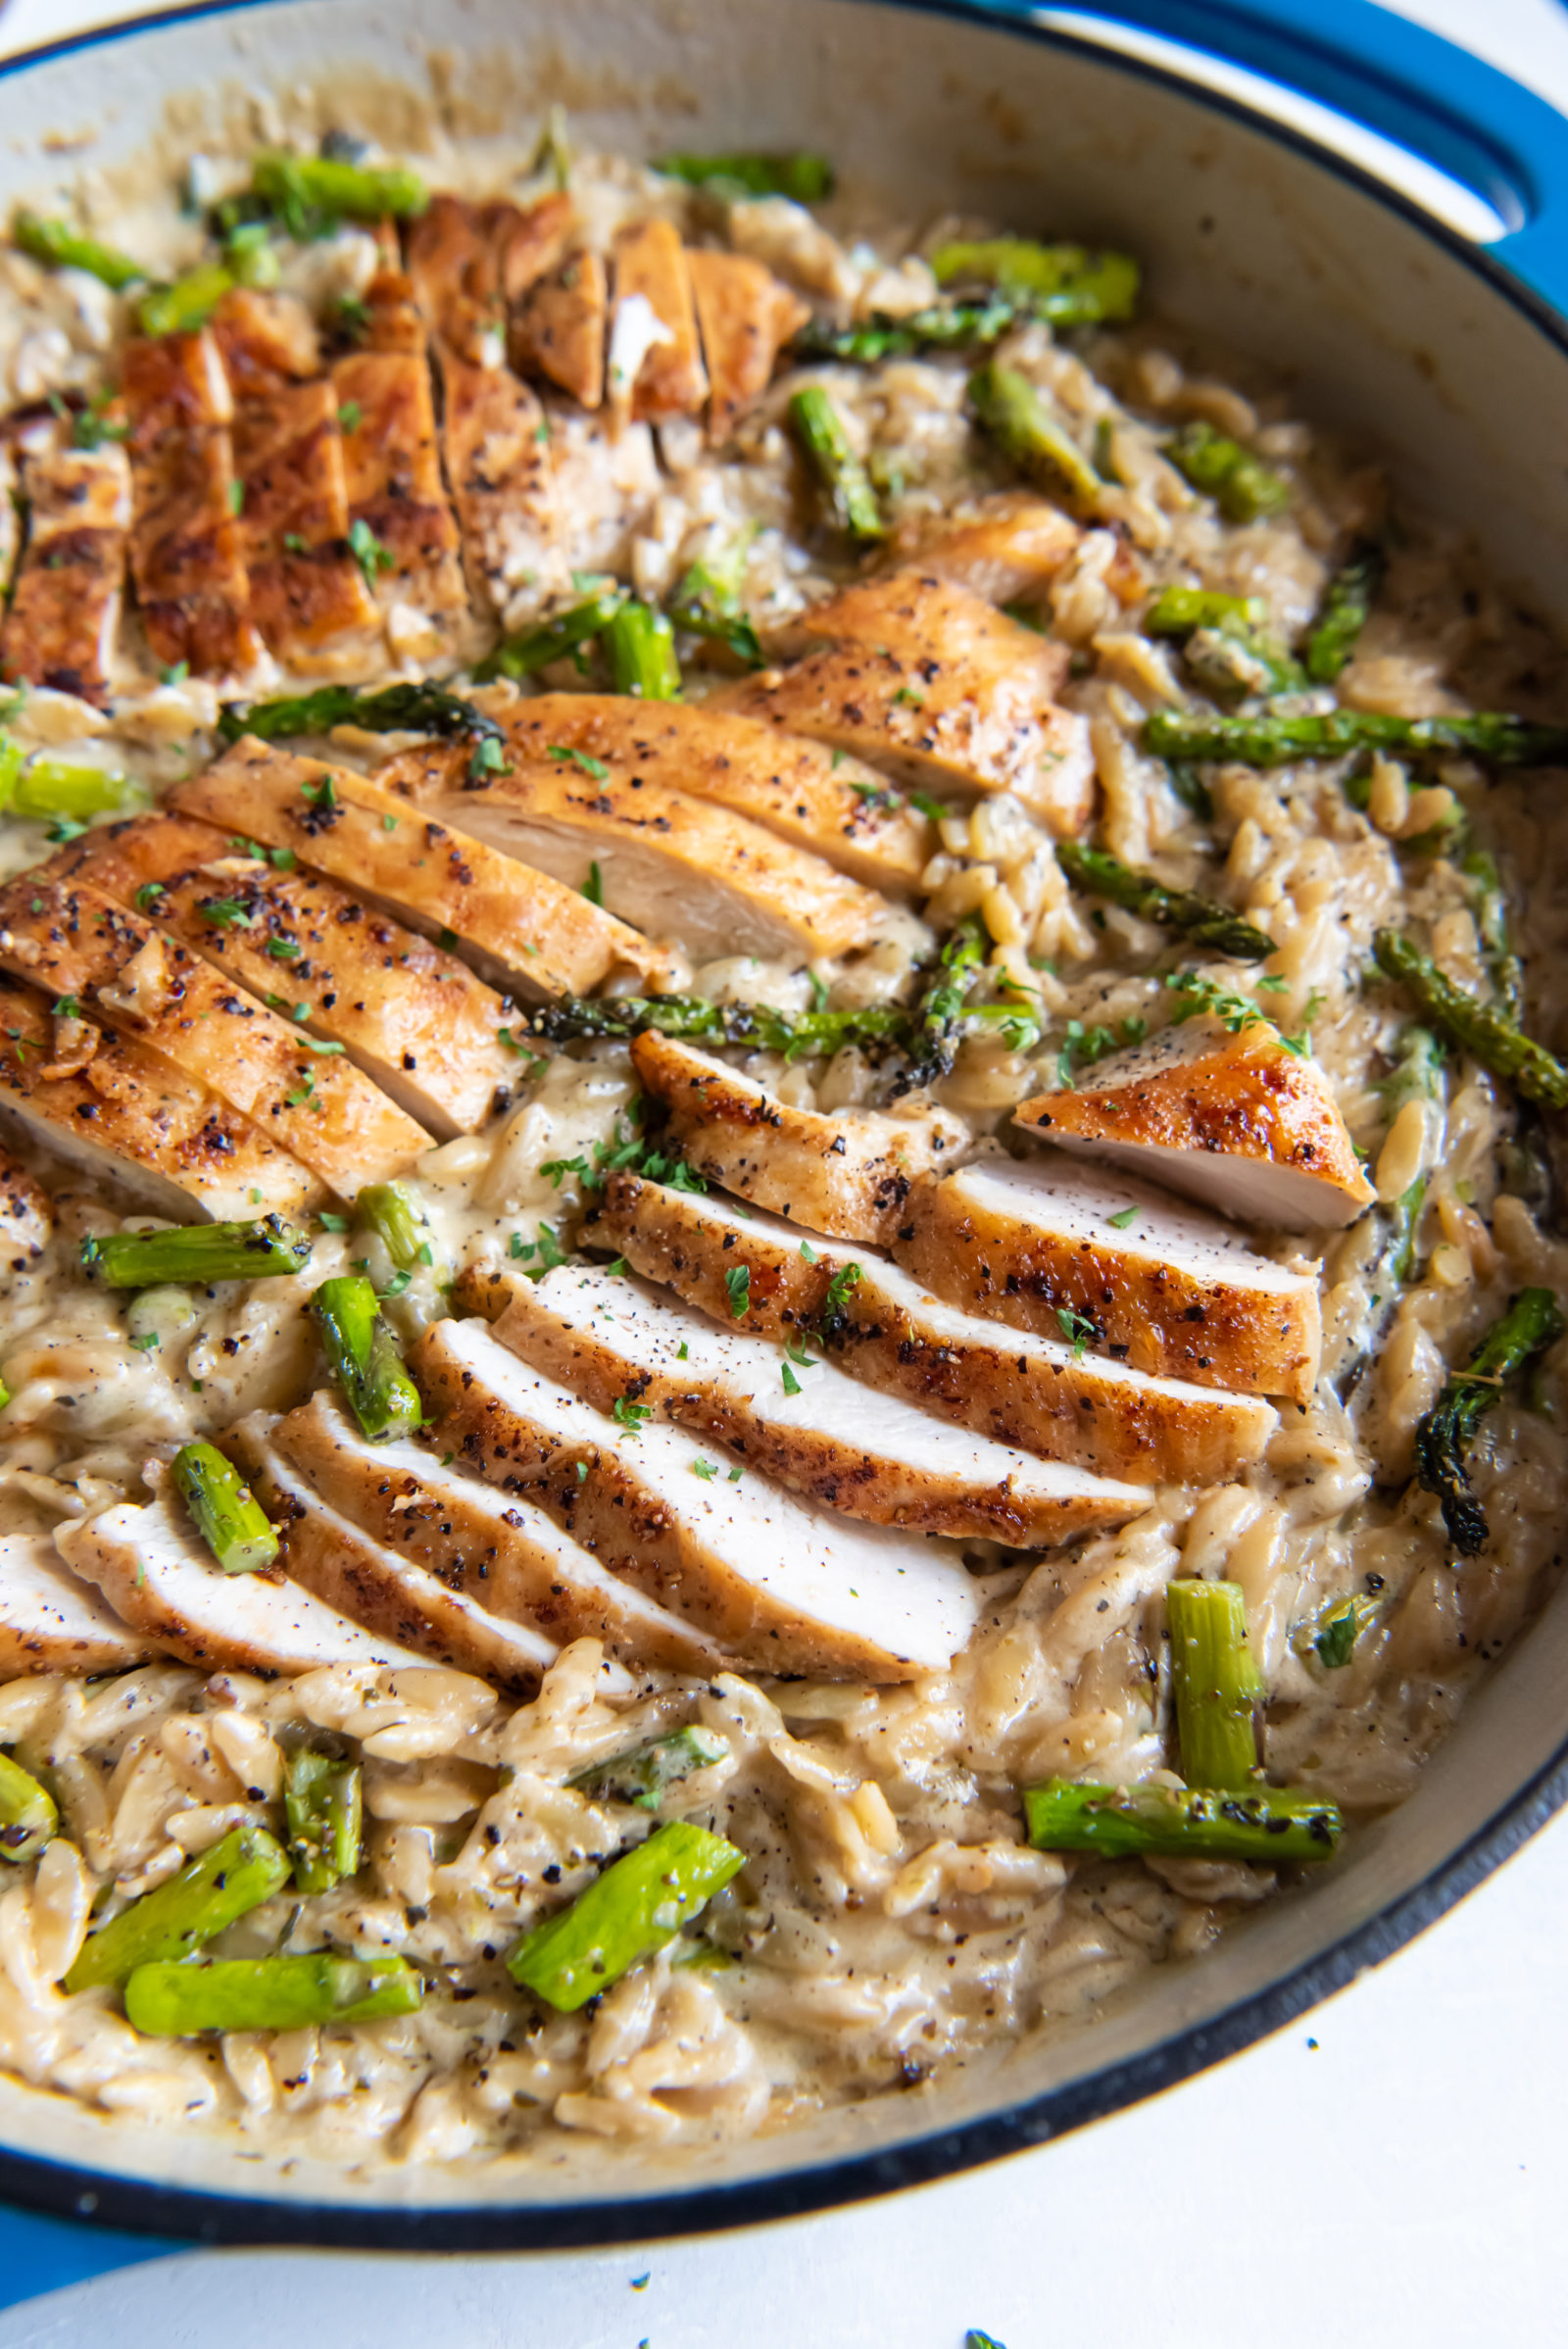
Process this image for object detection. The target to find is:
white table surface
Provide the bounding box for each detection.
[1,1,1567,2339]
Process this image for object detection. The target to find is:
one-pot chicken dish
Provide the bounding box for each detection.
[0,103,1559,2176]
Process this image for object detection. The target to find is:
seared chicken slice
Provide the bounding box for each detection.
[0,878,429,1192]
[57,1489,425,1675]
[262,1391,725,1676]
[0,426,130,706]
[0,1141,52,1268]
[331,271,467,635]
[179,739,662,999]
[885,491,1081,605]
[631,1029,968,1245]
[511,250,608,408]
[0,1535,157,1674]
[0,973,324,1221]
[1014,1015,1377,1231]
[120,329,265,678]
[687,248,808,441]
[611,219,708,419]
[495,695,933,896]
[716,571,1094,830]
[56,811,517,1138]
[407,193,567,363]
[893,1153,1322,1401]
[415,1316,983,1683]
[470,1263,1152,1546]
[596,1174,1277,1483]
[384,737,885,961]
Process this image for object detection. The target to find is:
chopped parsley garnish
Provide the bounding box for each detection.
[317,1211,350,1233]
[265,937,302,960]
[468,734,512,783]
[337,399,362,432]
[724,1264,751,1318]
[1106,1204,1140,1230]
[226,479,244,515]
[348,516,394,588]
[547,744,611,780]
[612,1395,653,1436]
[581,860,605,907]
[692,1458,718,1481]
[781,1362,804,1396]
[727,1465,744,1483]
[1055,1304,1097,1360]
[378,1269,412,1299]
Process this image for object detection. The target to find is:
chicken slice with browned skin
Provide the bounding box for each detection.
[384,736,886,962]
[0,1535,158,1674]
[52,810,519,1138]
[893,1152,1322,1401]
[407,193,566,364]
[885,490,1082,605]
[0,973,324,1221]
[179,738,662,1000]
[0,424,130,706]
[510,249,607,408]
[1014,1015,1377,1231]
[716,570,1094,830]
[594,1173,1277,1484]
[0,1140,51,1269]
[468,1262,1152,1546]
[0,878,429,1193]
[414,1316,983,1683]
[494,694,933,896]
[630,1029,968,1246]
[687,248,808,441]
[120,329,265,678]
[611,218,708,419]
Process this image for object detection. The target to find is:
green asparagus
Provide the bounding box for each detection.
[0,744,144,823]
[0,1752,57,1865]
[471,588,627,685]
[666,536,762,666]
[1460,850,1523,1016]
[1166,1578,1262,1790]
[1055,842,1274,961]
[65,1825,290,1990]
[1304,540,1383,683]
[604,600,682,701]
[788,385,886,541]
[968,361,1102,511]
[172,1441,280,1576]
[1388,1175,1428,1287]
[124,1951,421,2036]
[1144,585,1302,698]
[284,1748,364,1894]
[355,1183,434,1275]
[1022,1779,1343,1863]
[929,236,1140,323]
[652,152,834,202]
[1308,1591,1380,1671]
[507,1820,745,2011]
[792,297,1023,366]
[137,259,236,338]
[1379,1024,1446,1123]
[1372,930,1568,1109]
[1166,420,1289,522]
[1414,1287,1565,1554]
[312,1274,422,1443]
[1144,708,1568,770]
[567,1727,729,1811]
[81,1215,312,1289]
[886,914,989,1094]
[251,152,429,222]
[218,680,503,749]
[13,211,143,288]
[1145,586,1260,638]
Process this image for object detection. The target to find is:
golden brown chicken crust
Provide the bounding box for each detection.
[0,1138,51,1267]
[510,250,607,409]
[120,330,264,677]
[0,432,130,705]
[687,248,808,441]
[611,218,708,419]
[885,490,1082,605]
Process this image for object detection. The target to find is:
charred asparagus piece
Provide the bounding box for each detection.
[886,915,989,1094]
[1143,585,1303,699]
[1460,851,1524,1016]
[1304,541,1383,682]
[508,1820,745,2011]
[604,600,683,701]
[312,1275,422,1444]
[172,1443,280,1576]
[1166,1579,1262,1789]
[1144,709,1568,770]
[81,1216,313,1289]
[251,153,429,221]
[472,589,627,685]
[0,1754,57,1866]
[788,386,886,541]
[13,212,143,288]
[355,1183,435,1275]
[1166,421,1289,522]
[218,681,503,749]
[1023,1780,1342,1862]
[1055,842,1274,960]
[653,152,834,201]
[794,296,1023,366]
[125,1952,421,2035]
[1414,1287,1564,1555]
[930,237,1140,321]
[567,1726,729,1811]
[968,361,1102,511]
[284,1749,364,1894]
[1372,931,1568,1109]
[66,1826,291,1990]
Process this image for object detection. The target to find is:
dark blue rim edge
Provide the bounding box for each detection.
[0,0,1562,2254]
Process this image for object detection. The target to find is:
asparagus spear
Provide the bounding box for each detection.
[172,1442,280,1576]
[1144,708,1568,770]
[471,588,627,686]
[567,1726,729,1811]
[666,537,762,666]
[1166,1578,1262,1789]
[1022,1779,1343,1863]
[1145,585,1259,637]
[1304,540,1383,682]
[312,1274,422,1443]
[13,211,143,289]
[652,151,834,202]
[355,1183,434,1275]
[525,987,908,1060]
[507,1820,745,2011]
[0,749,144,824]
[124,1951,421,2036]
[0,1752,57,1865]
[1166,420,1289,522]
[1371,931,1568,1109]
[793,296,1023,366]
[65,1825,291,1990]
[789,386,886,541]
[1414,1287,1565,1555]
[1144,586,1303,698]
[283,1749,364,1894]
[81,1215,313,1289]
[218,680,504,750]
[251,152,429,221]
[929,236,1140,323]
[137,259,237,338]
[604,600,683,701]
[1055,842,1274,960]
[967,361,1102,511]
[1460,850,1523,1016]
[886,914,989,1095]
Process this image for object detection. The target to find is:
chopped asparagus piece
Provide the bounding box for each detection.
[138,259,236,338]
[567,1726,729,1811]
[312,1275,422,1444]
[793,297,1023,366]
[218,681,503,748]
[652,152,834,202]
[1304,540,1383,682]
[1144,588,1303,697]
[0,756,144,822]
[284,1749,364,1894]
[887,914,988,1096]
[355,1183,433,1274]
[1166,1578,1262,1790]
[251,152,429,221]
[968,361,1102,511]
[1145,585,1260,637]
[65,1825,290,1990]
[172,1442,280,1576]
[0,1752,57,1865]
[124,1951,420,2036]
[1388,1173,1428,1287]
[472,589,627,686]
[1166,421,1289,522]
[929,237,1139,322]
[1460,850,1523,1016]
[1022,1779,1342,1863]
[604,600,682,701]
[1372,931,1568,1109]
[508,1820,745,2011]
[81,1215,313,1289]
[13,212,143,288]
[1144,708,1568,770]
[789,385,886,541]
[1414,1287,1564,1555]
[1379,1024,1446,1122]
[667,537,762,666]
[1055,842,1274,961]
[1309,1592,1380,1671]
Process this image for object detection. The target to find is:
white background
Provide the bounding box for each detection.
[1,0,1567,2339]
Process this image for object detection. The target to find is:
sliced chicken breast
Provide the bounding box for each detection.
[260,1391,725,1676]
[415,1316,984,1682]
[0,972,324,1221]
[595,1173,1277,1484]
[57,1489,426,1674]
[120,329,265,678]
[0,1141,52,1268]
[716,571,1094,830]
[493,694,934,896]
[0,1534,156,1674]
[892,1152,1322,1401]
[177,738,662,1000]
[687,248,808,441]
[470,1262,1152,1546]
[331,269,467,641]
[630,1029,968,1245]
[55,810,517,1138]
[1014,1014,1377,1231]
[0,426,130,706]
[611,219,708,419]
[511,250,608,408]
[885,491,1081,605]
